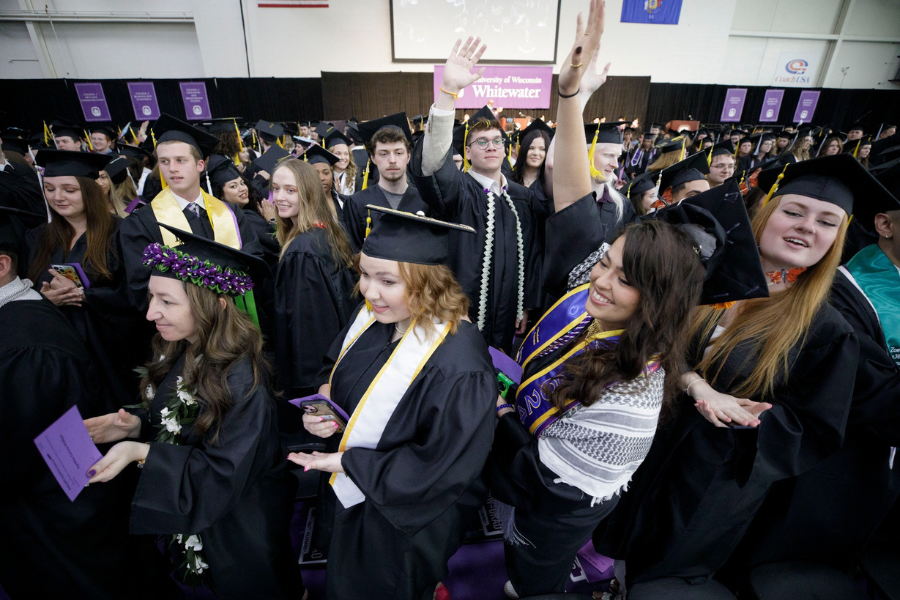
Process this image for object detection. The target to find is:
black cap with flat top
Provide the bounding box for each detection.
[324,131,353,149]
[50,117,84,140]
[660,150,711,191]
[104,155,132,184]
[301,144,339,167]
[651,180,769,305]
[584,121,627,145]
[36,149,112,179]
[357,112,413,148]
[153,114,219,158]
[251,145,291,174]
[206,118,243,135]
[89,123,117,139]
[254,120,285,142]
[206,154,243,188]
[624,170,659,198]
[1,137,31,157]
[362,205,475,266]
[757,153,897,230]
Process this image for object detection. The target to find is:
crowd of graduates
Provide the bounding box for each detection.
[2,2,900,599]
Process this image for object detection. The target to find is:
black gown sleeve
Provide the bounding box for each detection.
[542,192,608,299]
[342,192,367,252]
[409,143,467,219]
[129,365,277,535]
[341,368,497,536]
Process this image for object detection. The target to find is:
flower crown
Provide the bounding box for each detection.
[142,243,254,296]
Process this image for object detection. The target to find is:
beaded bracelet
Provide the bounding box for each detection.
[496,403,515,414]
[684,377,705,398]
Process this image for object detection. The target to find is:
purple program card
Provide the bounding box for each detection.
[489,347,523,384]
[33,405,102,502]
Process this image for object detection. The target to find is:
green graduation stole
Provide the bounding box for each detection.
[847,245,900,368]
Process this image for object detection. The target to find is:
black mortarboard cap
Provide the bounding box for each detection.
[154,114,219,157]
[848,122,865,133]
[324,130,353,149]
[301,144,339,167]
[251,145,291,174]
[757,154,896,230]
[118,144,154,162]
[652,180,769,305]
[710,141,735,158]
[206,154,243,187]
[254,120,285,142]
[49,117,84,140]
[624,170,659,198]
[36,149,112,179]
[155,224,271,288]
[872,162,900,211]
[1,137,31,157]
[358,112,413,147]
[89,123,117,139]
[361,205,475,266]
[517,118,554,149]
[1,126,27,139]
[660,150,710,191]
[281,122,299,137]
[314,121,336,139]
[104,155,132,184]
[870,155,900,177]
[657,137,687,154]
[207,118,243,134]
[345,123,364,145]
[451,124,466,156]
[0,205,47,258]
[584,121,627,145]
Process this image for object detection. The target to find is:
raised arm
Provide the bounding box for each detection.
[553,0,610,212]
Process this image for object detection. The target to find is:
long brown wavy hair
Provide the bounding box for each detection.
[549,220,706,413]
[692,193,848,399]
[139,282,268,444]
[28,176,116,283]
[274,159,354,268]
[327,140,357,192]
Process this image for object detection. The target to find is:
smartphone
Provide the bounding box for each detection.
[51,263,91,289]
[289,394,350,433]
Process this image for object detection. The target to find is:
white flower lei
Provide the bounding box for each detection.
[478,187,525,332]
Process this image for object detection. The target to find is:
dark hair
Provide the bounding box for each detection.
[0,249,17,276]
[213,130,241,159]
[511,129,551,186]
[366,127,411,156]
[549,220,705,416]
[140,282,268,444]
[28,176,117,283]
[743,185,767,218]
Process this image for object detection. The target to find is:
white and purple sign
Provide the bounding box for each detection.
[720,88,747,123]
[74,82,111,122]
[759,89,784,123]
[178,81,212,121]
[793,90,821,123]
[433,66,553,109]
[127,81,161,121]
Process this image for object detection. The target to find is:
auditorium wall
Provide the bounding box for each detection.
[1,0,897,89]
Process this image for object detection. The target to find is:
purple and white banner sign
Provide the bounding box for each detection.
[127,82,161,121]
[179,81,212,121]
[433,66,553,109]
[793,90,820,123]
[74,82,111,122]
[759,89,784,123]
[720,88,747,123]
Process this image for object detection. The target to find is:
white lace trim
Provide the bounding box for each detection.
[478,188,525,332]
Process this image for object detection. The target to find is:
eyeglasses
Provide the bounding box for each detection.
[469,138,505,149]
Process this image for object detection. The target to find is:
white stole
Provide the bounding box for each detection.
[328,308,450,508]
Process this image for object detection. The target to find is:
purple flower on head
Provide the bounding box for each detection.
[141,242,254,296]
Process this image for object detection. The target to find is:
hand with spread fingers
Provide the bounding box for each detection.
[558,0,608,98]
[436,36,488,110]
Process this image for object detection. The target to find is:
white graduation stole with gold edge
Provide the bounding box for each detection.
[327,307,451,508]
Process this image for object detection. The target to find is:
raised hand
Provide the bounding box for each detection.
[578,50,612,102]
[85,409,142,443]
[441,36,488,95]
[558,0,607,97]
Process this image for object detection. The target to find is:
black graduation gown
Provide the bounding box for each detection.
[593,306,859,586]
[483,338,619,597]
[314,318,497,600]
[0,161,45,216]
[730,269,900,570]
[524,175,556,317]
[341,184,430,252]
[0,298,144,600]
[329,188,349,225]
[410,146,548,352]
[130,353,304,600]
[26,221,149,410]
[273,228,357,438]
[118,197,264,313]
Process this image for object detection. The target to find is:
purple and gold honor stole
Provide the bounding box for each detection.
[327,307,451,508]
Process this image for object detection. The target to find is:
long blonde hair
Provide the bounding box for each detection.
[692,194,848,399]
[273,159,354,267]
[101,170,128,218]
[648,151,681,172]
[790,136,810,162]
[327,141,357,193]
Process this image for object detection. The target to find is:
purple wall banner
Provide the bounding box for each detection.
[759,89,784,123]
[74,82,111,122]
[127,82,161,121]
[793,90,821,123]
[179,81,212,120]
[433,66,553,109]
[720,88,747,123]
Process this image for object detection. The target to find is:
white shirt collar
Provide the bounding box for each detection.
[467,169,507,196]
[0,158,8,172]
[172,190,203,212]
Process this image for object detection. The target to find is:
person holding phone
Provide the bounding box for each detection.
[83,225,305,600]
[289,206,497,600]
[26,150,146,411]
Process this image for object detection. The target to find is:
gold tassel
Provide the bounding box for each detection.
[252,129,258,151]
[277,137,284,149]
[853,139,861,158]
[131,129,139,145]
[84,129,94,152]
[762,163,790,206]
[364,209,374,310]
[160,171,168,190]
[43,121,51,146]
[462,122,471,172]
[234,119,244,158]
[706,145,713,166]
[588,124,603,180]
[679,138,685,162]
[362,160,370,190]
[151,129,158,148]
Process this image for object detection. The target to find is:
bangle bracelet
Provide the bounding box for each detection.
[558,87,580,99]
[497,403,515,414]
[439,86,459,100]
[685,377,704,398]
